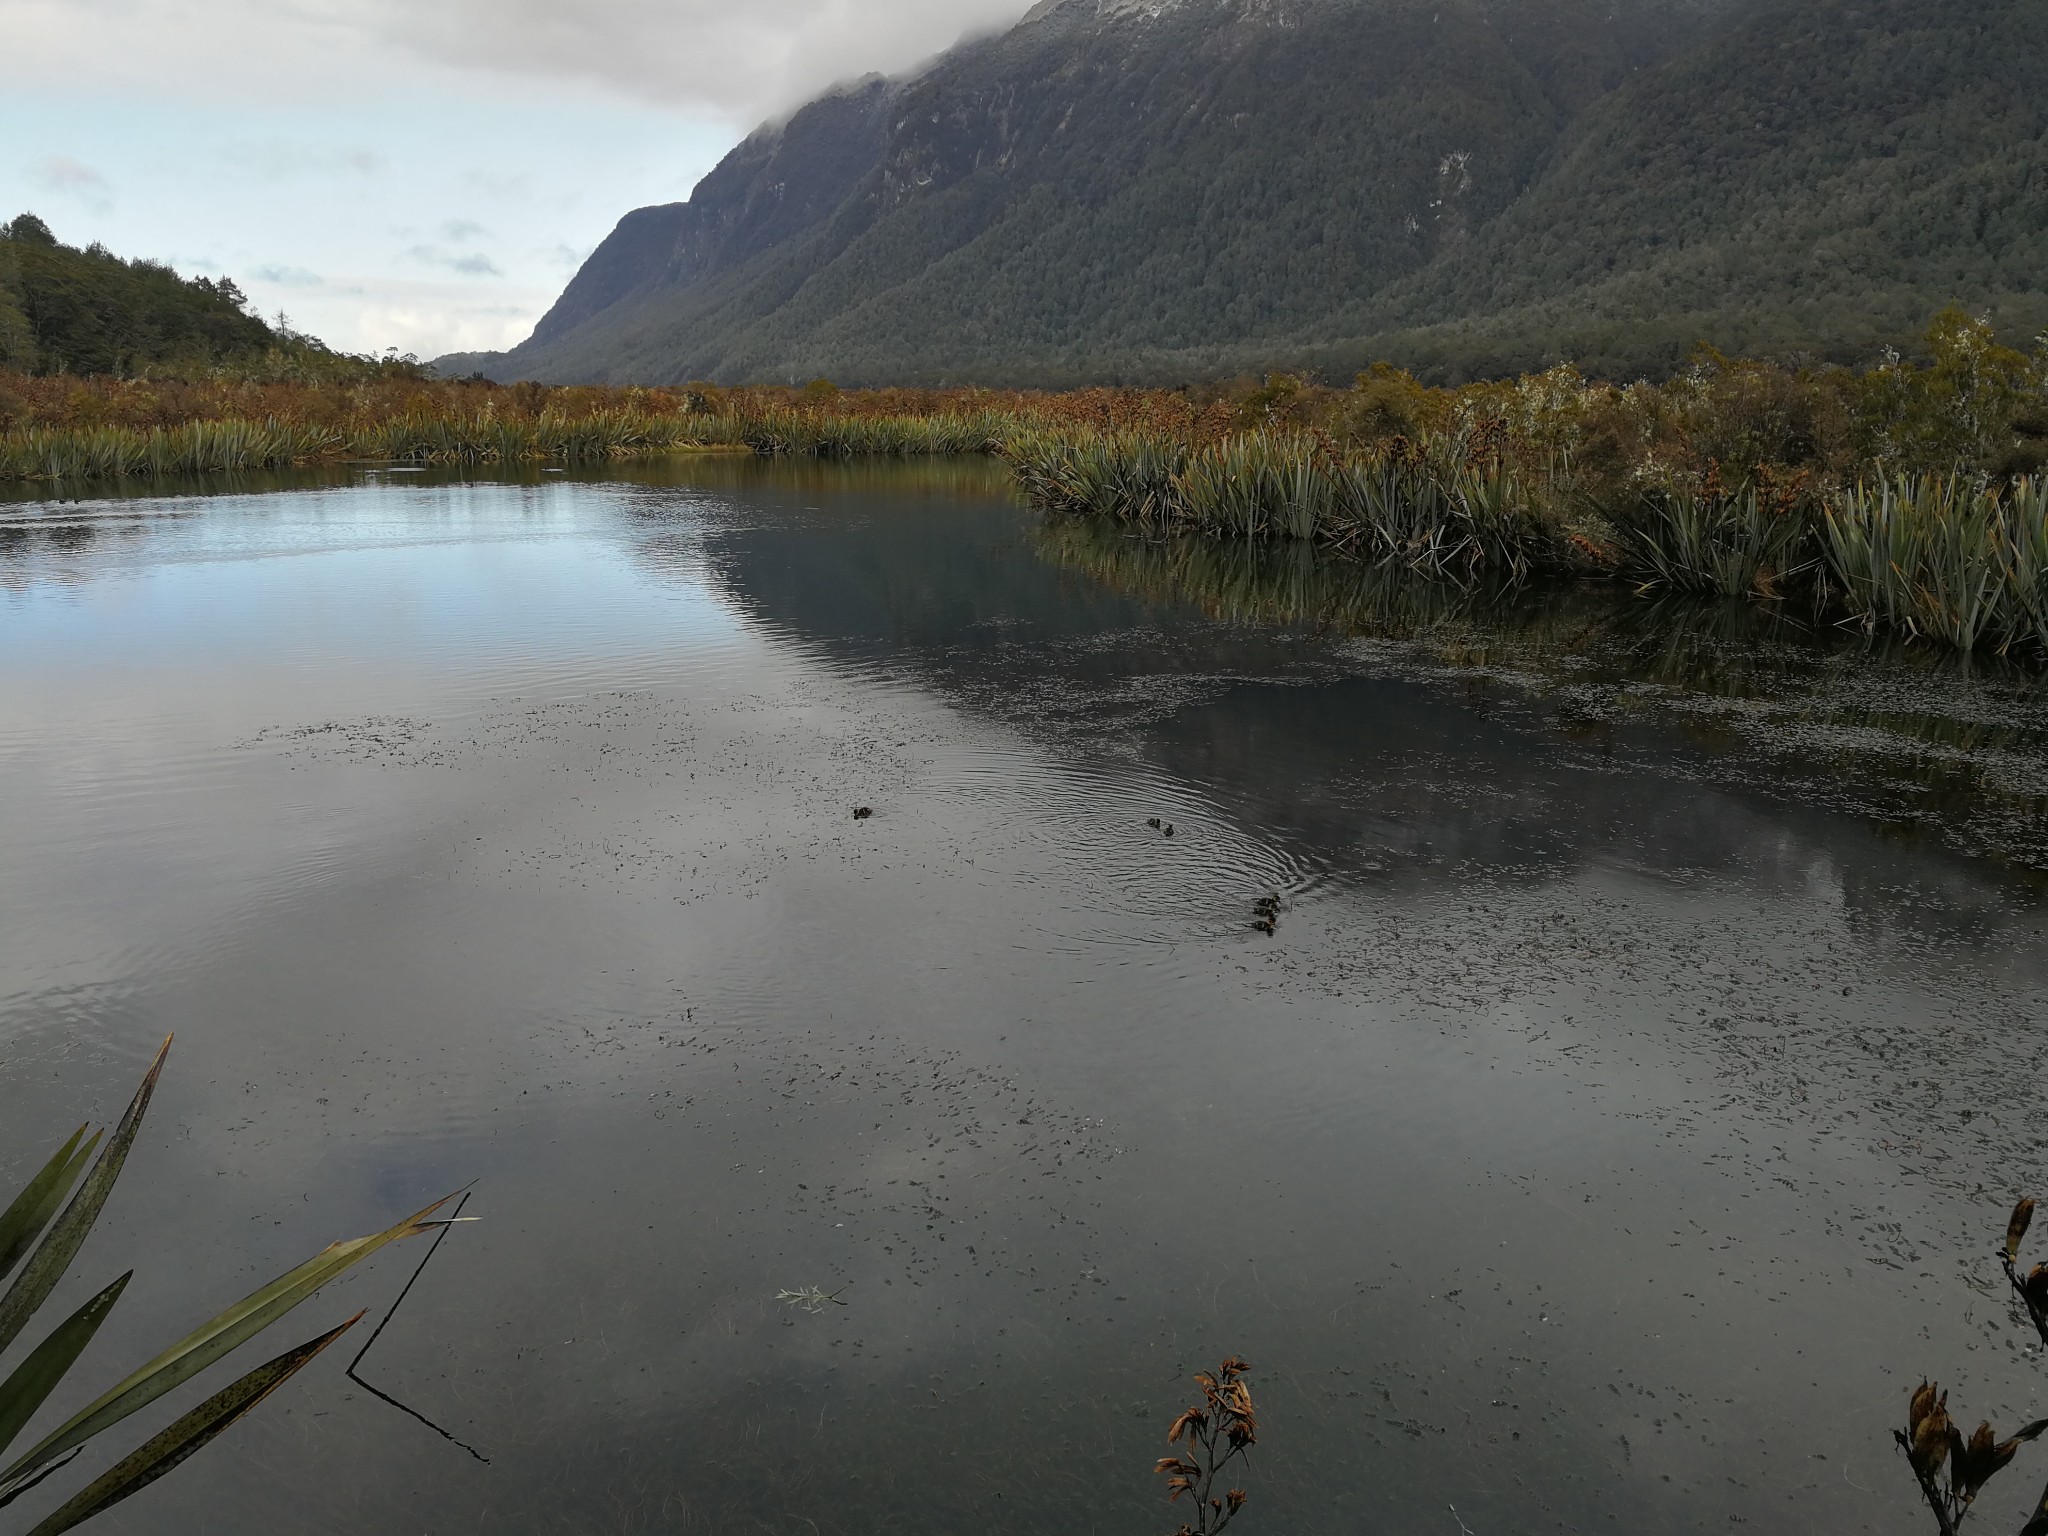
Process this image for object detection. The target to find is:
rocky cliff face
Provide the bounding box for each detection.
[452,0,2048,385]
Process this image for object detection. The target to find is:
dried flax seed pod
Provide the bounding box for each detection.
[2009,1197,2036,1262]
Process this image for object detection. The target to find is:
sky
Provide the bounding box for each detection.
[1,0,1037,359]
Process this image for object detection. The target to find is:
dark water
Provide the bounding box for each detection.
[3,458,2047,1536]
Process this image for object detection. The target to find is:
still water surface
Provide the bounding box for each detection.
[3,458,2047,1535]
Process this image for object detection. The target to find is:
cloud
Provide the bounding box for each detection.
[250,264,325,287]
[404,244,503,277]
[3,0,1041,127]
[220,141,386,179]
[28,154,106,192]
[441,219,490,242]
[26,155,111,211]
[368,0,1040,120]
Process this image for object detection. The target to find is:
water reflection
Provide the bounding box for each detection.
[1025,516,2048,828]
[0,461,2044,1536]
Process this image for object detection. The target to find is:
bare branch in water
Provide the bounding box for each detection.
[345,1190,488,1465]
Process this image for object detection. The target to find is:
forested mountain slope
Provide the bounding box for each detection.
[447,0,2048,386]
[0,214,280,376]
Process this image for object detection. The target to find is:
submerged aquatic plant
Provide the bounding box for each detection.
[0,1039,457,1533]
[1154,1357,1257,1536]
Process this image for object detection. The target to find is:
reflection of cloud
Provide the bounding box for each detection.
[403,244,503,277]
[251,264,324,287]
[221,142,385,179]
[28,156,111,211]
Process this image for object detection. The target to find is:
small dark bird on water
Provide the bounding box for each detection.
[852,807,873,819]
[1147,817,1161,830]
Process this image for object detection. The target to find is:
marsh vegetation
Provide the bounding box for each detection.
[6,310,2042,658]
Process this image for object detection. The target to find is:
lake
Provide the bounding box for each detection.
[3,456,2047,1535]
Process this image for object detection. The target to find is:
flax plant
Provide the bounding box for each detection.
[1154,1358,1258,1536]
[1891,1196,2048,1536]
[0,1039,456,1533]
[1617,464,1814,598]
[1822,476,2046,654]
[1897,1383,2048,1536]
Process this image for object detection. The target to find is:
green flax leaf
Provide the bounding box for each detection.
[0,1129,98,1289]
[22,1315,361,1536]
[0,1038,171,1358]
[0,1274,132,1460]
[0,1190,453,1496]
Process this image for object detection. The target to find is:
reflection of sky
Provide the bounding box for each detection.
[4,469,2048,1536]
[0,480,744,677]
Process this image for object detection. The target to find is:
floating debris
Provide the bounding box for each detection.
[852,806,873,820]
[777,1284,851,1314]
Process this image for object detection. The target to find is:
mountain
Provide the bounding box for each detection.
[0,213,282,376]
[446,0,2048,387]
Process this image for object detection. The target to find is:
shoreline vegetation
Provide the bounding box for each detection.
[4,309,2046,660]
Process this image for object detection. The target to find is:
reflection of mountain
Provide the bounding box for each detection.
[623,460,2048,945]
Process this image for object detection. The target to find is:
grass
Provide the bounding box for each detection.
[0,406,1008,482]
[0,420,339,479]
[0,411,750,480]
